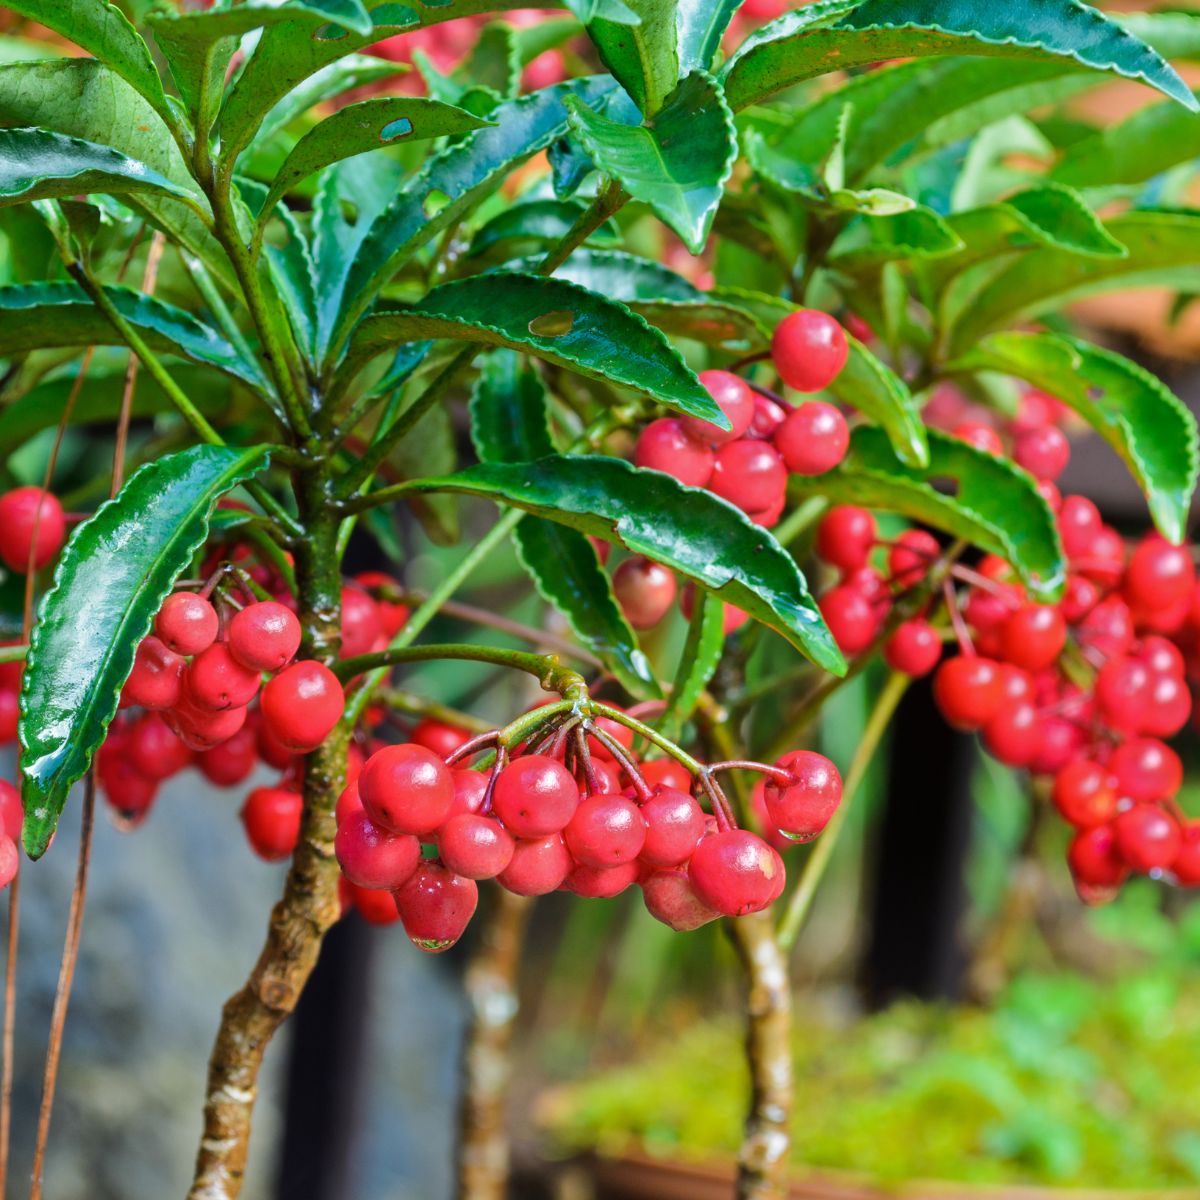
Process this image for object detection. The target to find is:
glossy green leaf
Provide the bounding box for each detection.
[790,427,1065,601]
[469,199,619,260]
[660,588,724,740]
[332,76,619,357]
[19,445,272,857]
[0,127,196,211]
[1000,185,1126,258]
[259,97,492,225]
[677,0,743,73]
[525,247,706,301]
[409,454,843,672]
[1051,96,1200,191]
[458,21,520,98]
[830,337,928,469]
[587,0,679,116]
[470,350,658,698]
[723,0,1196,114]
[565,71,735,253]
[943,333,1198,543]
[0,283,269,390]
[829,206,964,267]
[340,272,725,426]
[0,60,227,284]
[2,0,172,123]
[1122,11,1200,62]
[942,211,1200,354]
[148,2,372,125]
[266,203,320,362]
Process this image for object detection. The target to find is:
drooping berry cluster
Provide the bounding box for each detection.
[809,385,1200,903]
[333,705,843,952]
[620,310,851,633]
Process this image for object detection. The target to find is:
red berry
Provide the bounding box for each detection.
[563,860,639,898]
[816,506,876,572]
[764,750,842,843]
[448,769,488,818]
[260,660,345,752]
[168,696,248,752]
[394,861,478,953]
[1013,425,1070,482]
[227,601,302,673]
[497,834,572,896]
[982,701,1043,767]
[1125,536,1195,612]
[771,309,848,393]
[0,780,20,842]
[1058,496,1102,558]
[354,571,409,637]
[564,793,646,867]
[0,836,16,890]
[773,402,849,476]
[1137,635,1185,678]
[933,656,1003,731]
[639,787,706,867]
[344,879,402,926]
[241,787,302,861]
[640,759,693,793]
[1068,824,1128,900]
[1140,671,1191,739]
[0,487,65,572]
[155,593,218,657]
[1080,526,1126,590]
[709,439,788,513]
[491,754,578,837]
[256,712,298,770]
[749,392,788,439]
[1014,388,1058,432]
[195,726,258,787]
[0,689,17,745]
[186,643,261,711]
[612,557,677,629]
[126,712,192,780]
[641,867,720,931]
[689,830,785,917]
[884,619,942,677]
[953,422,1003,456]
[1030,717,1086,777]
[335,780,363,826]
[1095,657,1151,733]
[1110,737,1182,803]
[681,370,756,445]
[121,635,185,710]
[97,751,158,823]
[335,810,421,890]
[1000,604,1066,672]
[634,417,714,487]
[1076,595,1134,659]
[1060,575,1099,625]
[1053,761,1118,829]
[819,585,877,655]
[1114,804,1180,872]
[341,585,383,658]
[438,814,515,880]
[1172,822,1200,886]
[888,530,939,589]
[411,718,471,759]
[359,743,454,836]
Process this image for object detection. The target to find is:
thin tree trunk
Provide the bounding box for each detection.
[730,909,792,1200]
[456,888,532,1200]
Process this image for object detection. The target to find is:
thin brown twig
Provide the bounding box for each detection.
[29,773,97,1200]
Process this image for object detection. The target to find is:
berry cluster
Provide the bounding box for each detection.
[809,385,1200,903]
[620,310,851,632]
[332,707,843,952]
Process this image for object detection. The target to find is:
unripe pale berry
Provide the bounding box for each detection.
[0,487,65,573]
[358,743,454,836]
[227,601,302,673]
[771,309,848,393]
[155,592,219,656]
[260,660,345,752]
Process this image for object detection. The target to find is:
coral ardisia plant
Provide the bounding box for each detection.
[0,2,1198,1200]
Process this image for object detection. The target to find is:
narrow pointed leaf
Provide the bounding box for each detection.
[19,445,272,858]
[659,589,724,741]
[2,0,172,123]
[470,351,658,698]
[565,71,735,253]
[724,0,1196,113]
[0,283,269,390]
[829,337,928,469]
[0,128,196,210]
[259,97,492,223]
[790,427,1065,601]
[943,333,1199,543]
[829,205,964,267]
[408,455,844,672]
[340,272,725,426]
[1000,184,1126,257]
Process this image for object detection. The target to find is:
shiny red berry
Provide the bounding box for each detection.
[953,422,1003,456]
[563,860,639,898]
[121,635,185,710]
[241,787,302,861]
[227,601,302,673]
[1000,604,1066,672]
[933,656,1003,731]
[438,814,515,880]
[1058,495,1102,558]
[340,585,383,658]
[491,754,578,837]
[1125,535,1195,612]
[612,556,677,629]
[888,530,939,589]
[982,701,1043,767]
[186,643,261,712]
[497,834,572,896]
[394,861,478,953]
[1114,804,1180,872]
[641,867,720,931]
[1053,760,1118,829]
[681,370,756,445]
[155,592,218,657]
[884,619,942,677]
[634,417,714,487]
[771,310,848,393]
[359,743,454,836]
[0,780,20,843]
[1013,425,1070,482]
[689,830,785,917]
[126,712,191,780]
[411,718,471,759]
[709,439,788,513]
[260,660,345,752]
[335,810,421,890]
[816,506,876,572]
[0,487,65,572]
[1109,737,1182,803]
[773,402,849,476]
[196,725,259,787]
[564,793,646,868]
[1068,824,1128,901]
[819,585,877,655]
[764,750,842,842]
[639,787,706,867]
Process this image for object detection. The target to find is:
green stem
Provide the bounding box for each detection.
[772,495,826,548]
[377,689,493,734]
[776,672,909,951]
[536,179,626,275]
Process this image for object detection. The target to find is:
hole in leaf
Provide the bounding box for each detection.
[528,311,575,338]
[929,475,959,496]
[423,188,451,218]
[312,22,349,40]
[373,3,420,27]
[381,117,414,142]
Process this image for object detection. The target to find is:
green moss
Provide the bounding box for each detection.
[540,971,1200,1188]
